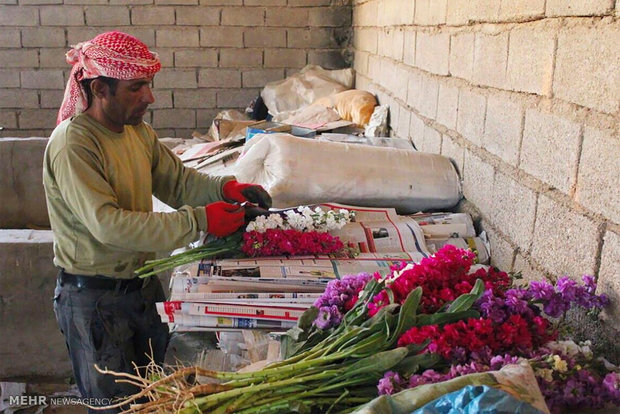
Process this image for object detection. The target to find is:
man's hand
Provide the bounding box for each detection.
[205,201,245,237]
[223,180,272,209]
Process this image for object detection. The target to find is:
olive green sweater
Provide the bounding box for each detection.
[43,114,233,279]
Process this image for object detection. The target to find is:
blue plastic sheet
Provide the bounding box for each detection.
[411,385,544,414]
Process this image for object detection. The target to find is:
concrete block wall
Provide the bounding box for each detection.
[352,1,620,326]
[0,0,352,138]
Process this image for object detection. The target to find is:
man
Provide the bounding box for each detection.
[43,31,271,411]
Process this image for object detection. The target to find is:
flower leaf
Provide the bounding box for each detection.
[446,278,485,313]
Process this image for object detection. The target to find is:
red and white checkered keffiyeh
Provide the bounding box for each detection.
[57,31,161,125]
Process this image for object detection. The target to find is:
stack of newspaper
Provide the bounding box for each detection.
[157,204,488,332]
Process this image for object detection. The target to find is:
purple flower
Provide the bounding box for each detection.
[505,288,534,318]
[314,305,342,330]
[377,371,404,395]
[475,290,507,323]
[528,280,555,301]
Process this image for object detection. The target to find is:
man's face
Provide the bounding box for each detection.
[101,76,155,128]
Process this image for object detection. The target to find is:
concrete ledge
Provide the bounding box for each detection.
[0,138,50,229]
[0,230,71,379]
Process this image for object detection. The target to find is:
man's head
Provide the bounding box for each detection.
[57,31,161,126]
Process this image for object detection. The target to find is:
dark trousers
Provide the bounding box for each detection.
[53,272,169,413]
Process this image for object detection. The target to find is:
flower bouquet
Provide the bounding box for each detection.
[98,245,618,413]
[134,205,355,278]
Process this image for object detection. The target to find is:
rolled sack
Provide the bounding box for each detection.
[234,133,462,214]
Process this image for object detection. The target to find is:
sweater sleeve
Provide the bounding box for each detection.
[51,141,208,253]
[149,129,235,209]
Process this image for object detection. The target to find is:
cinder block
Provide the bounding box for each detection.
[200,27,243,47]
[287,28,336,49]
[499,0,545,20]
[441,134,464,174]
[415,0,447,25]
[156,0,198,4]
[220,48,263,68]
[0,50,38,68]
[244,27,287,48]
[20,70,65,90]
[156,48,174,68]
[436,82,459,130]
[0,5,38,25]
[395,106,410,140]
[288,0,329,6]
[576,127,620,223]
[0,29,20,47]
[41,6,84,26]
[513,254,547,284]
[21,27,66,47]
[154,69,197,89]
[19,0,62,4]
[266,7,310,27]
[157,28,200,47]
[132,6,175,25]
[176,6,220,25]
[462,149,495,216]
[222,7,265,26]
[546,0,613,16]
[0,70,20,88]
[409,112,425,143]
[405,69,422,108]
[40,90,64,108]
[554,24,619,114]
[216,88,260,108]
[507,26,555,95]
[393,65,410,103]
[403,29,415,66]
[18,109,57,129]
[39,48,68,68]
[531,194,601,277]
[174,49,218,67]
[385,28,405,61]
[449,32,474,81]
[67,0,107,3]
[264,49,306,68]
[0,110,17,129]
[152,109,196,129]
[491,171,537,249]
[150,90,173,109]
[417,75,439,118]
[0,230,72,378]
[308,50,347,70]
[415,31,450,76]
[521,109,581,193]
[85,6,130,26]
[353,0,377,27]
[417,125,442,154]
[483,95,523,166]
[367,55,382,83]
[483,224,516,272]
[174,89,216,109]
[198,0,240,4]
[308,6,351,27]
[456,88,486,147]
[598,229,620,329]
[353,51,368,75]
[0,138,49,227]
[0,89,38,108]
[473,31,508,89]
[245,0,284,5]
[447,0,500,24]
[354,28,378,54]
[242,69,284,88]
[198,68,241,88]
[196,108,220,130]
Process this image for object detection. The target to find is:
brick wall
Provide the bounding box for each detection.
[0,0,352,138]
[353,0,620,326]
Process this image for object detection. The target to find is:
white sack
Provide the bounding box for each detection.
[261,65,354,118]
[234,134,462,213]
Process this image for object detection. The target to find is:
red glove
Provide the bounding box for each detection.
[223,180,272,209]
[205,201,245,237]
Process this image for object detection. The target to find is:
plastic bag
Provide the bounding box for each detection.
[234,133,462,214]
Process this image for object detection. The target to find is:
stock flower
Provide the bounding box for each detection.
[377,371,405,395]
[313,273,371,329]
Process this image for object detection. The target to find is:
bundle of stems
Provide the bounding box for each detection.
[134,233,243,278]
[95,280,484,413]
